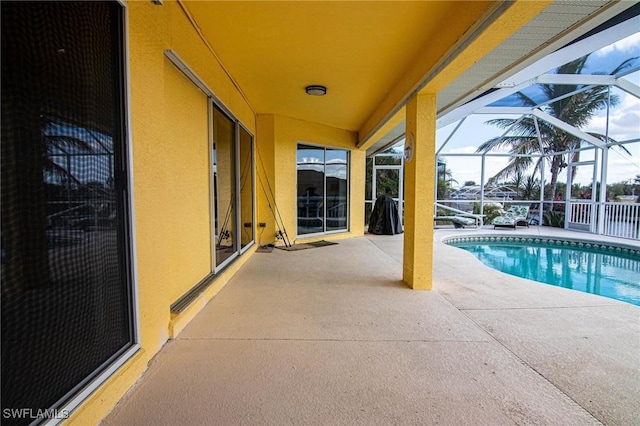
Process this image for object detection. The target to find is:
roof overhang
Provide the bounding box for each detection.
[178,1,636,157]
[363,1,638,156]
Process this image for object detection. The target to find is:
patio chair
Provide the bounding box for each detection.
[434,215,479,229]
[492,205,529,229]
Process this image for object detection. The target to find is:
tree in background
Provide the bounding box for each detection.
[437,162,457,200]
[521,174,541,200]
[476,54,635,200]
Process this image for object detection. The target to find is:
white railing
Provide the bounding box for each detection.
[602,202,640,240]
[569,202,592,228]
[568,201,640,240]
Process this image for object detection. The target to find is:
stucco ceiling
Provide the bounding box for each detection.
[182,1,634,154]
[183,0,493,132]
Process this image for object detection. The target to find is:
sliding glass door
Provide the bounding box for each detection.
[212,107,237,267]
[211,105,254,270]
[1,1,135,419]
[239,126,254,251]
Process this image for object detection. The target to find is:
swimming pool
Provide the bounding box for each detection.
[444,236,640,306]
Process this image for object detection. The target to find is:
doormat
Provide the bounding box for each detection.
[276,240,338,251]
[308,240,339,247]
[256,245,274,253]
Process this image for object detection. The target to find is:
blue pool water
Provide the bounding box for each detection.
[449,238,640,306]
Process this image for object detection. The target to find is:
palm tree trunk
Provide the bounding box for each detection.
[548,155,563,201]
[569,151,580,188]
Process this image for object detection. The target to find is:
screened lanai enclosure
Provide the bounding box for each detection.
[368,9,640,241]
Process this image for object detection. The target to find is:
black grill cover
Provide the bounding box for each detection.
[368,195,403,235]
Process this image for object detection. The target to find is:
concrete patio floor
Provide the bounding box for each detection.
[103,227,640,425]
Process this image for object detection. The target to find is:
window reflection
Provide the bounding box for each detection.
[297,145,348,235]
[44,120,117,234]
[213,107,236,266]
[239,126,254,249]
[297,145,325,235]
[326,149,348,231]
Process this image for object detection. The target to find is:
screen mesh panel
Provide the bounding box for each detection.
[1,2,133,422]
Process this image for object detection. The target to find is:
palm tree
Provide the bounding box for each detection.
[506,171,526,199]
[437,162,457,200]
[476,54,636,199]
[520,174,541,200]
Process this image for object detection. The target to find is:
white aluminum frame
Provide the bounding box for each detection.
[238,122,256,255]
[370,154,404,222]
[433,17,640,238]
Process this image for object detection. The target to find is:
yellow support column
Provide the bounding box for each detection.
[403,93,436,290]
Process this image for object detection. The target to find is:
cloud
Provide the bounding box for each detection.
[447,145,511,155]
[606,144,640,183]
[447,146,477,155]
[593,32,640,57]
[440,153,512,187]
[586,93,640,142]
[557,141,640,185]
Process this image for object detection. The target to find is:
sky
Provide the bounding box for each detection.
[435,31,640,189]
[44,122,114,185]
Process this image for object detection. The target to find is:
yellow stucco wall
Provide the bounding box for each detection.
[255,115,277,244]
[164,60,212,301]
[257,114,365,245]
[66,1,258,424]
[403,94,436,290]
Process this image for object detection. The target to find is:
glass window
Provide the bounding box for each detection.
[1,1,134,414]
[297,145,349,235]
[239,126,254,250]
[212,107,236,267]
[209,105,254,271]
[375,154,402,165]
[365,158,373,201]
[297,145,325,235]
[326,149,348,232]
[376,168,400,198]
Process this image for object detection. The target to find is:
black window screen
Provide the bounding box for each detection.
[1,1,134,422]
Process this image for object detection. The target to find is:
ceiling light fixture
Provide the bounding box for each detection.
[305,85,327,96]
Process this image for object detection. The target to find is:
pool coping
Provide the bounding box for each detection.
[441,233,640,257]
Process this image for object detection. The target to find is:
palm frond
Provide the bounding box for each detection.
[608,56,639,76]
[44,160,83,186]
[45,135,95,154]
[586,132,631,156]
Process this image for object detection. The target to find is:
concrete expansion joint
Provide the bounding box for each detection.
[176,337,492,343]
[459,304,621,311]
[364,237,402,265]
[457,306,605,425]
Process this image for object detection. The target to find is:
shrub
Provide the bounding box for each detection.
[543,211,565,228]
[474,202,503,224]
